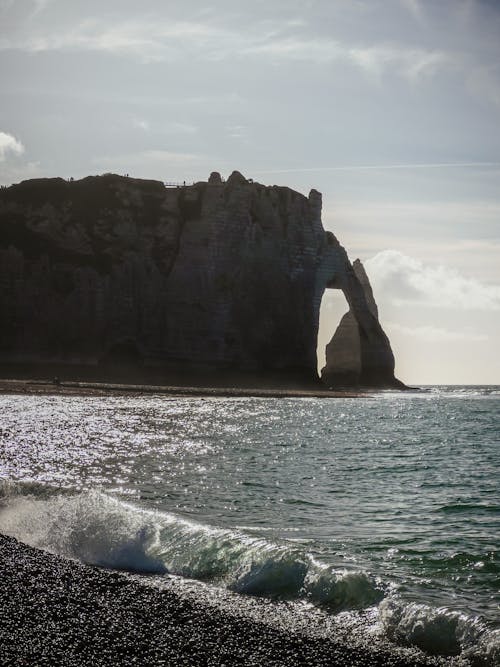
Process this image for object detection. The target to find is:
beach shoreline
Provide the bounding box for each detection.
[0,533,445,666]
[0,377,366,399]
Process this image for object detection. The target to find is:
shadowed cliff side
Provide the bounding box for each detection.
[0,171,403,389]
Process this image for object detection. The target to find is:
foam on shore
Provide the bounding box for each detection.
[1,484,498,665]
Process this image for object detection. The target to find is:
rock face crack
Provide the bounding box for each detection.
[0,171,403,388]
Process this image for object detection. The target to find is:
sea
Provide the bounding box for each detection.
[0,386,498,664]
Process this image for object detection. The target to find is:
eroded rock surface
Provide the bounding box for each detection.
[0,171,403,388]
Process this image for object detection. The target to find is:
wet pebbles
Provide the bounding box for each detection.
[0,534,445,666]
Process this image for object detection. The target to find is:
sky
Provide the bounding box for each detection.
[0,0,499,384]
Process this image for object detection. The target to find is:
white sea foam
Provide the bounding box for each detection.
[377,385,500,400]
[2,482,498,663]
[0,484,167,573]
[379,597,498,663]
[470,629,500,666]
[304,565,384,610]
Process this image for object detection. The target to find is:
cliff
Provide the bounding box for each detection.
[0,171,403,388]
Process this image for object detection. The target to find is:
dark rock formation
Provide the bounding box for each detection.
[321,260,404,388]
[0,171,403,388]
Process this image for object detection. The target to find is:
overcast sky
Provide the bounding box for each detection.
[1,0,499,384]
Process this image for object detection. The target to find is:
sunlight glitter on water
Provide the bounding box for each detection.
[0,388,499,661]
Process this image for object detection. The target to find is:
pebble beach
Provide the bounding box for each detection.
[0,534,445,667]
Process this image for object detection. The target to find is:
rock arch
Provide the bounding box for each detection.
[0,171,405,389]
[318,246,404,388]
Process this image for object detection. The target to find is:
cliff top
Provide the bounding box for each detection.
[1,171,321,207]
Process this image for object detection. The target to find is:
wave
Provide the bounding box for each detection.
[0,481,167,573]
[438,502,499,515]
[0,483,382,610]
[389,547,500,575]
[1,481,498,663]
[379,598,500,663]
[380,385,500,400]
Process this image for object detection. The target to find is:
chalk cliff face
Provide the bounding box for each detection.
[0,171,402,387]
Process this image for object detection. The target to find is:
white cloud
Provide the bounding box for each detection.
[0,12,451,82]
[346,45,448,81]
[243,37,448,81]
[0,131,24,161]
[320,199,500,283]
[0,18,233,63]
[364,250,500,310]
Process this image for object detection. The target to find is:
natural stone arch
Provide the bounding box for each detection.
[319,258,403,388]
[0,171,404,390]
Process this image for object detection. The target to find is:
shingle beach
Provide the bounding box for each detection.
[0,534,447,667]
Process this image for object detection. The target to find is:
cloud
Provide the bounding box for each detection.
[0,18,234,63]
[0,131,24,160]
[387,322,489,342]
[364,250,500,310]
[321,200,500,284]
[0,11,450,81]
[5,2,497,98]
[243,37,448,81]
[346,45,448,81]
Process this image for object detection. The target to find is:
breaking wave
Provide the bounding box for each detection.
[379,598,500,663]
[0,482,166,574]
[1,481,498,663]
[0,483,382,610]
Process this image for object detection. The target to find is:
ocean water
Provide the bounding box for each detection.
[0,386,498,663]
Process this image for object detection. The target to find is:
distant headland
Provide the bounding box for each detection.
[0,171,405,390]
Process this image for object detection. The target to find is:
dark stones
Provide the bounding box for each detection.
[0,534,441,666]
